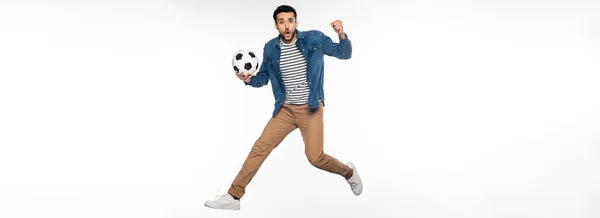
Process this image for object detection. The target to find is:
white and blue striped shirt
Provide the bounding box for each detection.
[279,39,309,104]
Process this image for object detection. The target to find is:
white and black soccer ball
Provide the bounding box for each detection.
[232,50,259,76]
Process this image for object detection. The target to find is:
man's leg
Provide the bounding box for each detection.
[293,101,353,178]
[227,105,297,199]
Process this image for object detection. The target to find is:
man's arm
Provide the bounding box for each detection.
[243,48,269,87]
[321,19,352,59]
[321,32,352,59]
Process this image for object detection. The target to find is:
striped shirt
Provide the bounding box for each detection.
[279,39,309,104]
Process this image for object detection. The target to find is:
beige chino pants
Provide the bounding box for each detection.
[227,101,352,199]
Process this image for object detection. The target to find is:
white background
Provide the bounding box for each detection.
[1,0,599,217]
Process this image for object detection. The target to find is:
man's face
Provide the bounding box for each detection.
[275,12,297,42]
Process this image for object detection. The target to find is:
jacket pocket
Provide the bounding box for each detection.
[264,58,276,72]
[309,44,322,52]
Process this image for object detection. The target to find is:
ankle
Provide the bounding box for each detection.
[344,169,354,180]
[229,193,240,200]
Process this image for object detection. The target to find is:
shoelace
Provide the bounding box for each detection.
[347,179,358,187]
[213,189,228,200]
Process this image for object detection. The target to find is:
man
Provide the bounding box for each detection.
[204,5,362,210]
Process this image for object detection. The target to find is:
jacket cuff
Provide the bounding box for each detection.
[339,33,349,41]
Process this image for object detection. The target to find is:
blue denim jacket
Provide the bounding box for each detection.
[244,29,352,117]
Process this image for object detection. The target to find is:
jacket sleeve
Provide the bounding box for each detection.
[321,31,352,60]
[244,47,269,88]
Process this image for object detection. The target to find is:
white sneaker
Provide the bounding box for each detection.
[346,162,363,196]
[204,193,240,210]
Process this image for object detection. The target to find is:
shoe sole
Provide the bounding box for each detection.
[204,202,240,210]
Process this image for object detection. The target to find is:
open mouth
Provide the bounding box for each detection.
[284,30,291,38]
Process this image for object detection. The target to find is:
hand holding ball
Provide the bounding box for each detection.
[232,50,258,82]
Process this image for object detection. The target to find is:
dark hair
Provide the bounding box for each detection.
[273,5,297,22]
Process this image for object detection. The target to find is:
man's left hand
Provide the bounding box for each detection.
[331,20,345,39]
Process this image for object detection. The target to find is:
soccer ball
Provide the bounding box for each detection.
[232,50,259,76]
